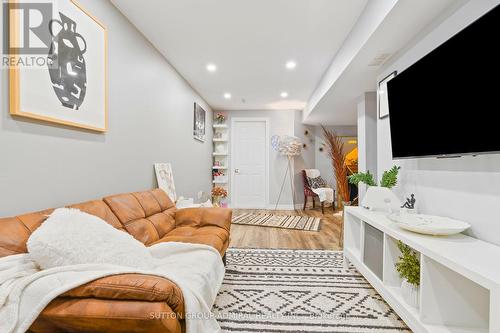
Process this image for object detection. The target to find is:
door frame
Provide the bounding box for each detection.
[230,117,270,209]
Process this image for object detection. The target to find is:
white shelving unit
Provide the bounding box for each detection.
[344,206,500,333]
[212,122,229,206]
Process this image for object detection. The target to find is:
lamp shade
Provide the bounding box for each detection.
[271,135,302,156]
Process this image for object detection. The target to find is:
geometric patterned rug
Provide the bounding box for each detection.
[232,213,321,231]
[213,248,411,332]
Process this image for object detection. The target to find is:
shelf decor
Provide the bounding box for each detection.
[395,241,420,308]
[212,186,227,207]
[215,112,226,124]
[212,111,229,205]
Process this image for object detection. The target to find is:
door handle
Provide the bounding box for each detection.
[234,168,240,174]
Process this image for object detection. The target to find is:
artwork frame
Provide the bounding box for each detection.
[193,103,206,142]
[8,0,108,132]
[154,163,177,202]
[378,71,397,119]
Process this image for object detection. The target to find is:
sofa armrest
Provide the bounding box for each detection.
[175,208,232,232]
[61,274,184,316]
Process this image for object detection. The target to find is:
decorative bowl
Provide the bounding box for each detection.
[387,213,470,236]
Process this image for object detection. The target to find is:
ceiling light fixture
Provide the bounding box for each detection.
[285,61,297,70]
[280,92,289,98]
[223,93,231,99]
[206,63,217,72]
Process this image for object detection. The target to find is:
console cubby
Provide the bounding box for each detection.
[420,256,489,332]
[343,206,500,333]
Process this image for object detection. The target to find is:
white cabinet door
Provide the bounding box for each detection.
[231,119,268,208]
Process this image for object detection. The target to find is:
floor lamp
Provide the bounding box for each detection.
[272,135,302,211]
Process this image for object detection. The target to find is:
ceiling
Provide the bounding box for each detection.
[303,0,458,125]
[111,0,368,111]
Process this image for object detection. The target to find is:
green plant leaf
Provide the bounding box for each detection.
[380,165,401,188]
[348,172,377,187]
[395,240,420,286]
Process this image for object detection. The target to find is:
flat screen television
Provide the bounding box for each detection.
[387,5,500,159]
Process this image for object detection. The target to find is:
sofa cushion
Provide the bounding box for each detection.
[0,209,53,257]
[33,298,182,333]
[104,190,177,245]
[61,273,185,316]
[69,200,125,230]
[153,226,229,254]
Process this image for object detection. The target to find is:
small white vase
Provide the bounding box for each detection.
[401,279,419,308]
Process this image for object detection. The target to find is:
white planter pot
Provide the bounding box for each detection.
[401,279,420,308]
[361,186,402,213]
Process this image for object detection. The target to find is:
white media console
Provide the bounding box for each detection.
[343,206,500,333]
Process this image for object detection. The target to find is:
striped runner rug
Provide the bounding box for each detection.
[232,213,321,231]
[213,248,410,332]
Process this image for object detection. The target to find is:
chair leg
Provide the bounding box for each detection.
[303,195,307,210]
[312,197,316,208]
[321,201,324,214]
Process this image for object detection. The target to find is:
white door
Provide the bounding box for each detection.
[231,118,268,208]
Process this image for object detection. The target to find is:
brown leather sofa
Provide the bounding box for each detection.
[0,188,232,333]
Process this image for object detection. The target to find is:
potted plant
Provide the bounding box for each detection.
[211,186,227,207]
[215,112,226,124]
[321,126,350,209]
[348,166,402,211]
[395,240,420,308]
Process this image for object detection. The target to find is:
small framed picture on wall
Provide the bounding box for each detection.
[193,103,206,142]
[378,71,397,119]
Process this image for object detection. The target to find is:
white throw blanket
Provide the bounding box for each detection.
[304,169,334,203]
[311,187,334,203]
[0,242,224,333]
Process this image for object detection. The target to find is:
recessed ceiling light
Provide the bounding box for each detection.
[206,63,217,72]
[285,61,297,70]
[223,93,231,99]
[280,92,289,98]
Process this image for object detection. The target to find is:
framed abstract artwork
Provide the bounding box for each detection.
[154,163,177,202]
[193,103,206,142]
[8,0,108,132]
[378,71,397,119]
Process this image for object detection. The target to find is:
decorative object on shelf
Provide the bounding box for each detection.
[388,213,471,235]
[395,241,420,308]
[378,71,397,119]
[271,135,302,211]
[193,103,206,141]
[9,0,108,132]
[349,165,402,212]
[154,163,177,202]
[215,112,226,124]
[212,186,228,207]
[401,194,416,209]
[361,187,402,212]
[322,126,350,209]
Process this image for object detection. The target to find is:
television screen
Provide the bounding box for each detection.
[387,5,500,159]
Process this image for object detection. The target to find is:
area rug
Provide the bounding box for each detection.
[232,213,321,231]
[213,248,410,332]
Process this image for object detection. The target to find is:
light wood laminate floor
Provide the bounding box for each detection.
[229,206,343,250]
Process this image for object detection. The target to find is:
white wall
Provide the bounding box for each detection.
[293,111,316,208]
[223,110,296,208]
[0,0,213,216]
[357,92,377,201]
[377,0,500,245]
